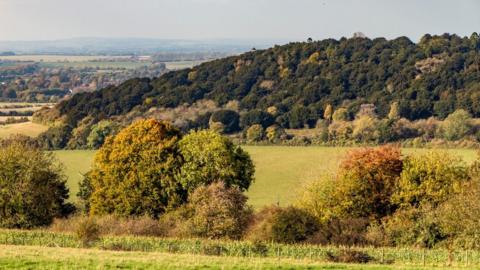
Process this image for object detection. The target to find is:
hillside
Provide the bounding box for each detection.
[36,33,480,144]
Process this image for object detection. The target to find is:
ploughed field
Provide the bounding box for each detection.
[54,147,478,208]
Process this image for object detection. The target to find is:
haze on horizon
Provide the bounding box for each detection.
[0,0,479,42]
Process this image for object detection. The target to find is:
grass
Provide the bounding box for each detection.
[0,245,419,270]
[0,121,48,138]
[0,230,478,268]
[53,147,478,207]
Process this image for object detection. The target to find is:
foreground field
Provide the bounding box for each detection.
[0,245,433,270]
[54,147,478,208]
[0,229,477,269]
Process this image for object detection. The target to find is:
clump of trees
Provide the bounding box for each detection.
[80,119,254,220]
[297,146,480,248]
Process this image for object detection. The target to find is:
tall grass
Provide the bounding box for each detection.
[0,229,479,267]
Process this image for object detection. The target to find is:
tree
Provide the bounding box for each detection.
[87,120,120,149]
[332,108,349,122]
[0,140,73,228]
[87,119,184,218]
[210,110,240,133]
[352,115,379,142]
[265,125,286,143]
[184,182,252,239]
[393,151,468,208]
[246,124,265,143]
[437,109,472,141]
[388,102,400,120]
[298,146,403,222]
[240,110,275,129]
[177,129,255,193]
[323,104,333,122]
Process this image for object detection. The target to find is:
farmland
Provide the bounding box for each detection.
[53,147,478,208]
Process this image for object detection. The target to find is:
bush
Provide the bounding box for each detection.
[87,119,184,218]
[178,130,254,193]
[326,250,372,264]
[246,124,265,142]
[308,217,371,246]
[0,140,74,228]
[76,218,101,247]
[247,206,319,244]
[393,151,468,208]
[210,110,240,133]
[184,182,253,240]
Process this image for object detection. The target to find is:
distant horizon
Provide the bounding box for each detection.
[1,0,478,42]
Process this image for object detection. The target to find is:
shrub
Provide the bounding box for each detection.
[210,110,240,133]
[326,250,372,264]
[308,217,371,246]
[352,115,379,142]
[0,140,74,228]
[247,206,319,244]
[435,180,480,249]
[87,119,184,218]
[332,108,349,122]
[367,205,444,248]
[178,130,254,193]
[265,125,286,143]
[393,151,468,208]
[184,182,253,240]
[76,218,101,247]
[246,124,265,142]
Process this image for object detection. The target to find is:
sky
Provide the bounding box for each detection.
[0,0,479,42]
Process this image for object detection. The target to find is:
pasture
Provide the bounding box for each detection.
[54,147,478,208]
[0,121,48,138]
[0,245,422,269]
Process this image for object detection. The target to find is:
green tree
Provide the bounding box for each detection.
[87,120,120,149]
[178,129,254,193]
[437,109,472,141]
[0,140,73,228]
[87,119,184,218]
[210,110,240,133]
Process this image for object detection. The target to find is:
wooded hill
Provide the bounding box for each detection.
[38,33,480,138]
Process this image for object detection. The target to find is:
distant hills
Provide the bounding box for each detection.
[0,37,286,56]
[39,33,480,137]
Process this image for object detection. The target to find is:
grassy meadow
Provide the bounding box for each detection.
[53,147,478,208]
[1,244,443,270]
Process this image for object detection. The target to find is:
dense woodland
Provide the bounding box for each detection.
[35,33,480,148]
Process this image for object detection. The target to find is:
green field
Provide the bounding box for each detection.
[0,244,442,270]
[0,121,48,138]
[54,147,478,207]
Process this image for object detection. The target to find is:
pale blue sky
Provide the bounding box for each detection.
[1,0,479,41]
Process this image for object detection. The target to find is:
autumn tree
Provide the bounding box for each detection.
[87,119,184,218]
